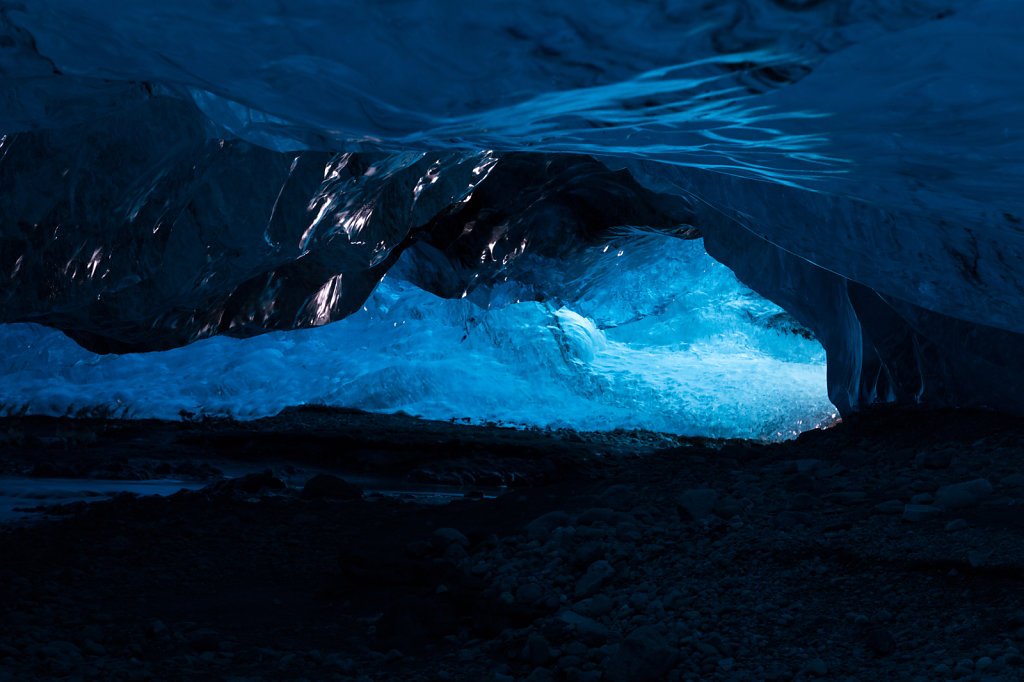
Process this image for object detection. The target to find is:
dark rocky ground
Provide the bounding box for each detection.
[2,406,1024,681]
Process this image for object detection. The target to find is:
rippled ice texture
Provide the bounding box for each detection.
[0,237,834,440]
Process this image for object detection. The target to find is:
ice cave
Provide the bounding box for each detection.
[1,2,1024,680]
[2,0,1022,437]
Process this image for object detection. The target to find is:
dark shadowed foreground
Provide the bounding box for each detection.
[2,407,1024,681]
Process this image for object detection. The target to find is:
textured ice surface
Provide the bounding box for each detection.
[0,237,834,440]
[2,0,1023,417]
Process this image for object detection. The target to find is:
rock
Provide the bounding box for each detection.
[432,527,470,549]
[802,658,828,676]
[605,625,678,682]
[873,499,905,515]
[516,583,545,605]
[215,472,286,494]
[915,449,953,469]
[902,504,942,522]
[301,473,362,500]
[576,594,614,617]
[823,492,867,506]
[526,511,572,542]
[573,671,603,682]
[525,668,555,682]
[578,507,625,526]
[557,611,610,645]
[1002,473,1024,488]
[785,473,816,493]
[677,489,718,521]
[572,540,607,569]
[713,496,744,519]
[81,640,106,656]
[575,560,615,598]
[795,459,825,475]
[945,518,968,532]
[594,485,635,511]
[935,478,993,509]
[788,493,819,511]
[523,633,552,666]
[866,628,896,656]
[187,629,222,652]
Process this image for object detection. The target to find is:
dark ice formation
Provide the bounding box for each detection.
[1,0,1022,415]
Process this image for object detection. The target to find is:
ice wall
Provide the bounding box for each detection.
[0,236,834,439]
[1,0,1023,418]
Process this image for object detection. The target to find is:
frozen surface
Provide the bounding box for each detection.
[1,0,1023,417]
[0,237,834,440]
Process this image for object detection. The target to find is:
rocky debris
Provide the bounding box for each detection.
[300,473,363,500]
[4,407,1024,681]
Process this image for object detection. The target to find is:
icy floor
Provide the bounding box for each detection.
[0,237,835,440]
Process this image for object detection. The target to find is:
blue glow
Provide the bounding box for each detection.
[0,237,834,440]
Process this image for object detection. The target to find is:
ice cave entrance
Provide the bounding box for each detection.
[0,234,836,440]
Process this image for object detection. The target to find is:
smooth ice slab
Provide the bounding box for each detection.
[0,237,834,440]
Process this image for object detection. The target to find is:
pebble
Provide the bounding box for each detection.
[677,489,718,521]
[605,626,678,682]
[526,511,573,541]
[432,527,470,549]
[824,492,868,506]
[300,474,362,500]
[935,479,993,509]
[516,582,545,605]
[575,560,615,598]
[865,628,896,656]
[802,658,828,676]
[576,594,614,617]
[874,499,905,515]
[594,485,636,511]
[523,633,552,666]
[902,504,942,522]
[917,449,953,469]
[557,611,610,645]
[945,518,968,532]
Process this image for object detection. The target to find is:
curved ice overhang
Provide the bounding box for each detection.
[1,0,1023,415]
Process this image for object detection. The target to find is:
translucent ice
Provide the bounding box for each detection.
[0,237,834,440]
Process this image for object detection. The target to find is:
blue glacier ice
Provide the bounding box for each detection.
[0,236,835,439]
[0,0,1022,428]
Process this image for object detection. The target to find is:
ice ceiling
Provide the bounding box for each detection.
[0,1,1022,435]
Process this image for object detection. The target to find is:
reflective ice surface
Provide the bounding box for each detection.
[2,0,1022,417]
[0,237,834,440]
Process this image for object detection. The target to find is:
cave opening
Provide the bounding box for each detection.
[0,233,835,440]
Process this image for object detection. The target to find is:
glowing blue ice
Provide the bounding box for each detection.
[0,237,834,440]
